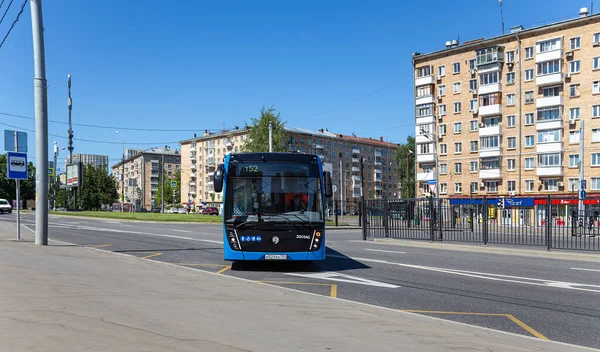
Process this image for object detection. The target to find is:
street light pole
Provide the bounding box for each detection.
[407,149,413,198]
[116,131,124,212]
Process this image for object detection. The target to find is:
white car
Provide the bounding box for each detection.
[0,199,12,214]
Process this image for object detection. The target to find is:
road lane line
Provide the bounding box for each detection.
[330,284,337,298]
[505,314,549,340]
[286,272,400,288]
[365,248,407,254]
[141,252,162,260]
[572,267,600,273]
[171,263,228,267]
[258,281,338,298]
[215,266,231,274]
[58,225,223,245]
[173,229,192,233]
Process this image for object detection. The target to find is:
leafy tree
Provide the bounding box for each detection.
[79,164,118,210]
[395,135,416,198]
[242,106,288,152]
[154,169,181,207]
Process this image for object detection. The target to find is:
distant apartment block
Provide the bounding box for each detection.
[179,126,400,213]
[126,148,143,159]
[66,153,109,172]
[111,146,181,210]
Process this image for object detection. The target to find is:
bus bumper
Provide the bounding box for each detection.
[223,249,325,261]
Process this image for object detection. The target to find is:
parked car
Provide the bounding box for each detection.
[201,207,219,215]
[0,199,12,214]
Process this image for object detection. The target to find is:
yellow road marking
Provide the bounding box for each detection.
[171,263,229,267]
[216,266,231,274]
[141,252,162,260]
[85,244,112,248]
[505,314,549,340]
[402,310,548,340]
[258,281,338,298]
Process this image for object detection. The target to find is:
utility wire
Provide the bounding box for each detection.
[0,0,26,50]
[0,0,13,26]
[0,0,6,12]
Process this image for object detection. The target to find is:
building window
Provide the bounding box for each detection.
[478,92,501,106]
[537,129,561,143]
[507,159,516,170]
[479,72,499,86]
[525,157,535,170]
[525,69,534,81]
[439,164,447,174]
[416,103,434,117]
[486,181,498,193]
[454,142,462,154]
[542,86,560,97]
[470,182,479,194]
[525,91,534,104]
[593,153,600,166]
[507,180,516,192]
[570,84,580,97]
[470,99,478,112]
[454,183,462,194]
[453,62,460,74]
[593,129,600,142]
[569,179,579,192]
[438,65,446,77]
[507,115,516,127]
[480,157,500,170]
[469,79,477,91]
[592,178,600,191]
[454,122,462,134]
[506,94,515,106]
[439,104,446,115]
[470,161,478,172]
[440,144,447,155]
[595,57,600,70]
[537,106,561,121]
[525,47,534,59]
[438,85,446,96]
[440,183,448,194]
[525,113,535,126]
[506,50,515,62]
[569,154,579,168]
[416,65,432,77]
[470,141,478,152]
[470,120,479,131]
[570,60,580,73]
[455,163,462,174]
[570,37,581,50]
[539,38,560,52]
[507,137,516,149]
[526,180,535,192]
[593,105,600,117]
[469,59,476,70]
[419,143,431,154]
[543,179,559,191]
[570,107,580,120]
[593,81,600,94]
[537,60,561,75]
[594,33,600,44]
[538,153,562,167]
[453,82,461,94]
[416,85,433,97]
[569,130,580,144]
[439,124,446,135]
[506,72,515,84]
[480,136,500,149]
[454,102,462,113]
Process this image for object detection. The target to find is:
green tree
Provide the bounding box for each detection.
[79,164,118,210]
[242,106,289,152]
[154,169,181,208]
[0,154,37,202]
[395,135,416,198]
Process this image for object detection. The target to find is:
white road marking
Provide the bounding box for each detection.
[286,272,400,288]
[173,229,192,233]
[329,255,600,294]
[364,248,406,254]
[572,267,600,273]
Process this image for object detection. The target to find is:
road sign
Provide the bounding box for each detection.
[580,190,587,200]
[6,152,28,180]
[427,180,437,185]
[581,180,587,190]
[497,197,505,209]
[48,168,54,177]
[171,181,177,187]
[4,130,27,153]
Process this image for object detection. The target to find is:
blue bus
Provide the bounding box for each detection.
[213,152,333,262]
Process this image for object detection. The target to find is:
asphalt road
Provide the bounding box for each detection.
[2,212,600,349]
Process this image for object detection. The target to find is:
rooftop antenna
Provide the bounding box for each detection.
[499,0,505,34]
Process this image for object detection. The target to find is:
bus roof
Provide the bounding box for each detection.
[228,152,320,163]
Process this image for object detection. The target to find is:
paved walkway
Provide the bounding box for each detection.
[0,222,597,352]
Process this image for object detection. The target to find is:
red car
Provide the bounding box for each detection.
[201,207,219,215]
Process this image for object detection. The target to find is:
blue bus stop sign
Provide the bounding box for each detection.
[6,152,28,180]
[581,190,587,200]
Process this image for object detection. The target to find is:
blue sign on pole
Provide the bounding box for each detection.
[171,181,177,187]
[580,190,587,200]
[3,130,27,153]
[427,180,437,185]
[581,180,587,190]
[6,152,28,180]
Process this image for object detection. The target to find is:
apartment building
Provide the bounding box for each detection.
[111,146,181,210]
[66,153,109,172]
[179,126,400,213]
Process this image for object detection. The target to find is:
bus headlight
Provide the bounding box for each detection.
[227,230,241,251]
[310,230,323,251]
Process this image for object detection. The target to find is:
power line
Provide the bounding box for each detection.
[0,0,6,12]
[0,0,13,26]
[0,0,26,50]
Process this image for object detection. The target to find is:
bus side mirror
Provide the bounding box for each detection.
[324,171,333,198]
[214,164,224,193]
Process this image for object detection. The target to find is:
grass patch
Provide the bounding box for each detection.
[49,211,223,223]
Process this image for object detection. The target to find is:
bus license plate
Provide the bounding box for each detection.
[265,254,287,260]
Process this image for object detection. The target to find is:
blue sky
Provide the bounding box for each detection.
[0,0,589,171]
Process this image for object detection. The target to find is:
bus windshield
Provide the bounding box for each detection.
[224,161,324,226]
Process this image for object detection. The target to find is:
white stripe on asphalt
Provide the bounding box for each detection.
[364,249,406,254]
[286,272,400,288]
[572,267,600,273]
[328,255,600,294]
[173,229,192,233]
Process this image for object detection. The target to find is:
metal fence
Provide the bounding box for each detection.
[362,196,600,252]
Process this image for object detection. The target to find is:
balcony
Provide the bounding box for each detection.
[536,73,563,87]
[416,134,434,144]
[352,148,360,154]
[536,96,563,109]
[479,148,502,158]
[315,143,324,149]
[478,83,502,95]
[415,95,434,106]
[417,172,435,181]
[352,167,360,172]
[190,173,196,179]
[415,75,434,87]
[374,168,382,174]
[190,164,197,170]
[537,166,563,177]
[415,115,435,125]
[479,126,501,137]
[375,186,383,191]
[479,169,502,179]
[416,153,435,163]
[537,142,563,153]
[352,175,361,182]
[374,151,383,157]
[189,181,196,186]
[151,159,159,163]
[536,119,562,131]
[536,49,563,63]
[352,158,359,163]
[375,161,382,166]
[478,104,502,117]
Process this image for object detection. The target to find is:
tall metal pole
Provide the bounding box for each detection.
[499,0,505,34]
[31,0,48,245]
[53,141,58,210]
[14,132,20,240]
[161,154,165,213]
[579,120,585,215]
[268,122,273,152]
[67,74,73,209]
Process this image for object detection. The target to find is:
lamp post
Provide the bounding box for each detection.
[407,149,413,198]
[115,130,125,212]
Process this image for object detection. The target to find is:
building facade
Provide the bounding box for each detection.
[412,9,600,223]
[111,146,181,210]
[66,153,109,172]
[179,127,400,213]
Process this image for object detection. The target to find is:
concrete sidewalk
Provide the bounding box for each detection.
[0,224,596,352]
